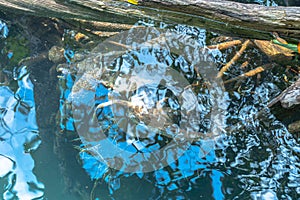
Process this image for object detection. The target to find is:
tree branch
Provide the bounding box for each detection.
[0,0,299,40]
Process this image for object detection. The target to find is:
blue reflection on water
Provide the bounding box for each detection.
[57,22,300,199]
[211,170,224,200]
[80,151,109,180]
[0,66,44,199]
[57,23,229,199]
[0,20,9,38]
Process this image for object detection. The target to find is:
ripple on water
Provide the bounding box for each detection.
[0,66,44,199]
[57,21,300,199]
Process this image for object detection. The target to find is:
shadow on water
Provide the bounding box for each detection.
[0,1,300,199]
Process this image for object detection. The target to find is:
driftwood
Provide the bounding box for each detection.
[0,0,299,40]
[268,78,300,108]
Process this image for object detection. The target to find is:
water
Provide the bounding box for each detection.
[0,66,44,199]
[0,6,300,200]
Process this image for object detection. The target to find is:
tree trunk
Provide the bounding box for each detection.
[0,0,299,40]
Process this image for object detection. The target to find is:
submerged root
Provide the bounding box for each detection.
[224,66,265,84]
[217,39,250,78]
[207,39,242,50]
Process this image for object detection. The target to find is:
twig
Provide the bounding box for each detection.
[224,66,265,84]
[207,40,242,50]
[108,40,132,49]
[90,31,119,37]
[96,99,135,110]
[240,61,249,69]
[217,39,250,78]
[285,65,299,74]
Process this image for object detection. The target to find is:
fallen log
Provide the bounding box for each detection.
[0,0,299,40]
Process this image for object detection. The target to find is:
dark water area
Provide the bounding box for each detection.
[0,4,300,200]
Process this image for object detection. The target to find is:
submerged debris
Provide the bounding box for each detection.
[288,119,300,133]
[268,78,300,108]
[254,39,295,65]
[48,45,65,63]
[217,39,250,78]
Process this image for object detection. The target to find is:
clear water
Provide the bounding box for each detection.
[0,6,300,200]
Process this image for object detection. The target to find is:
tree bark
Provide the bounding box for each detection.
[0,0,299,40]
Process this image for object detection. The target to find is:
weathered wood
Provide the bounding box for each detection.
[0,0,300,40]
[268,78,300,108]
[140,0,300,40]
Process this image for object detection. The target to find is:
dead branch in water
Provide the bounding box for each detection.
[0,0,300,40]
